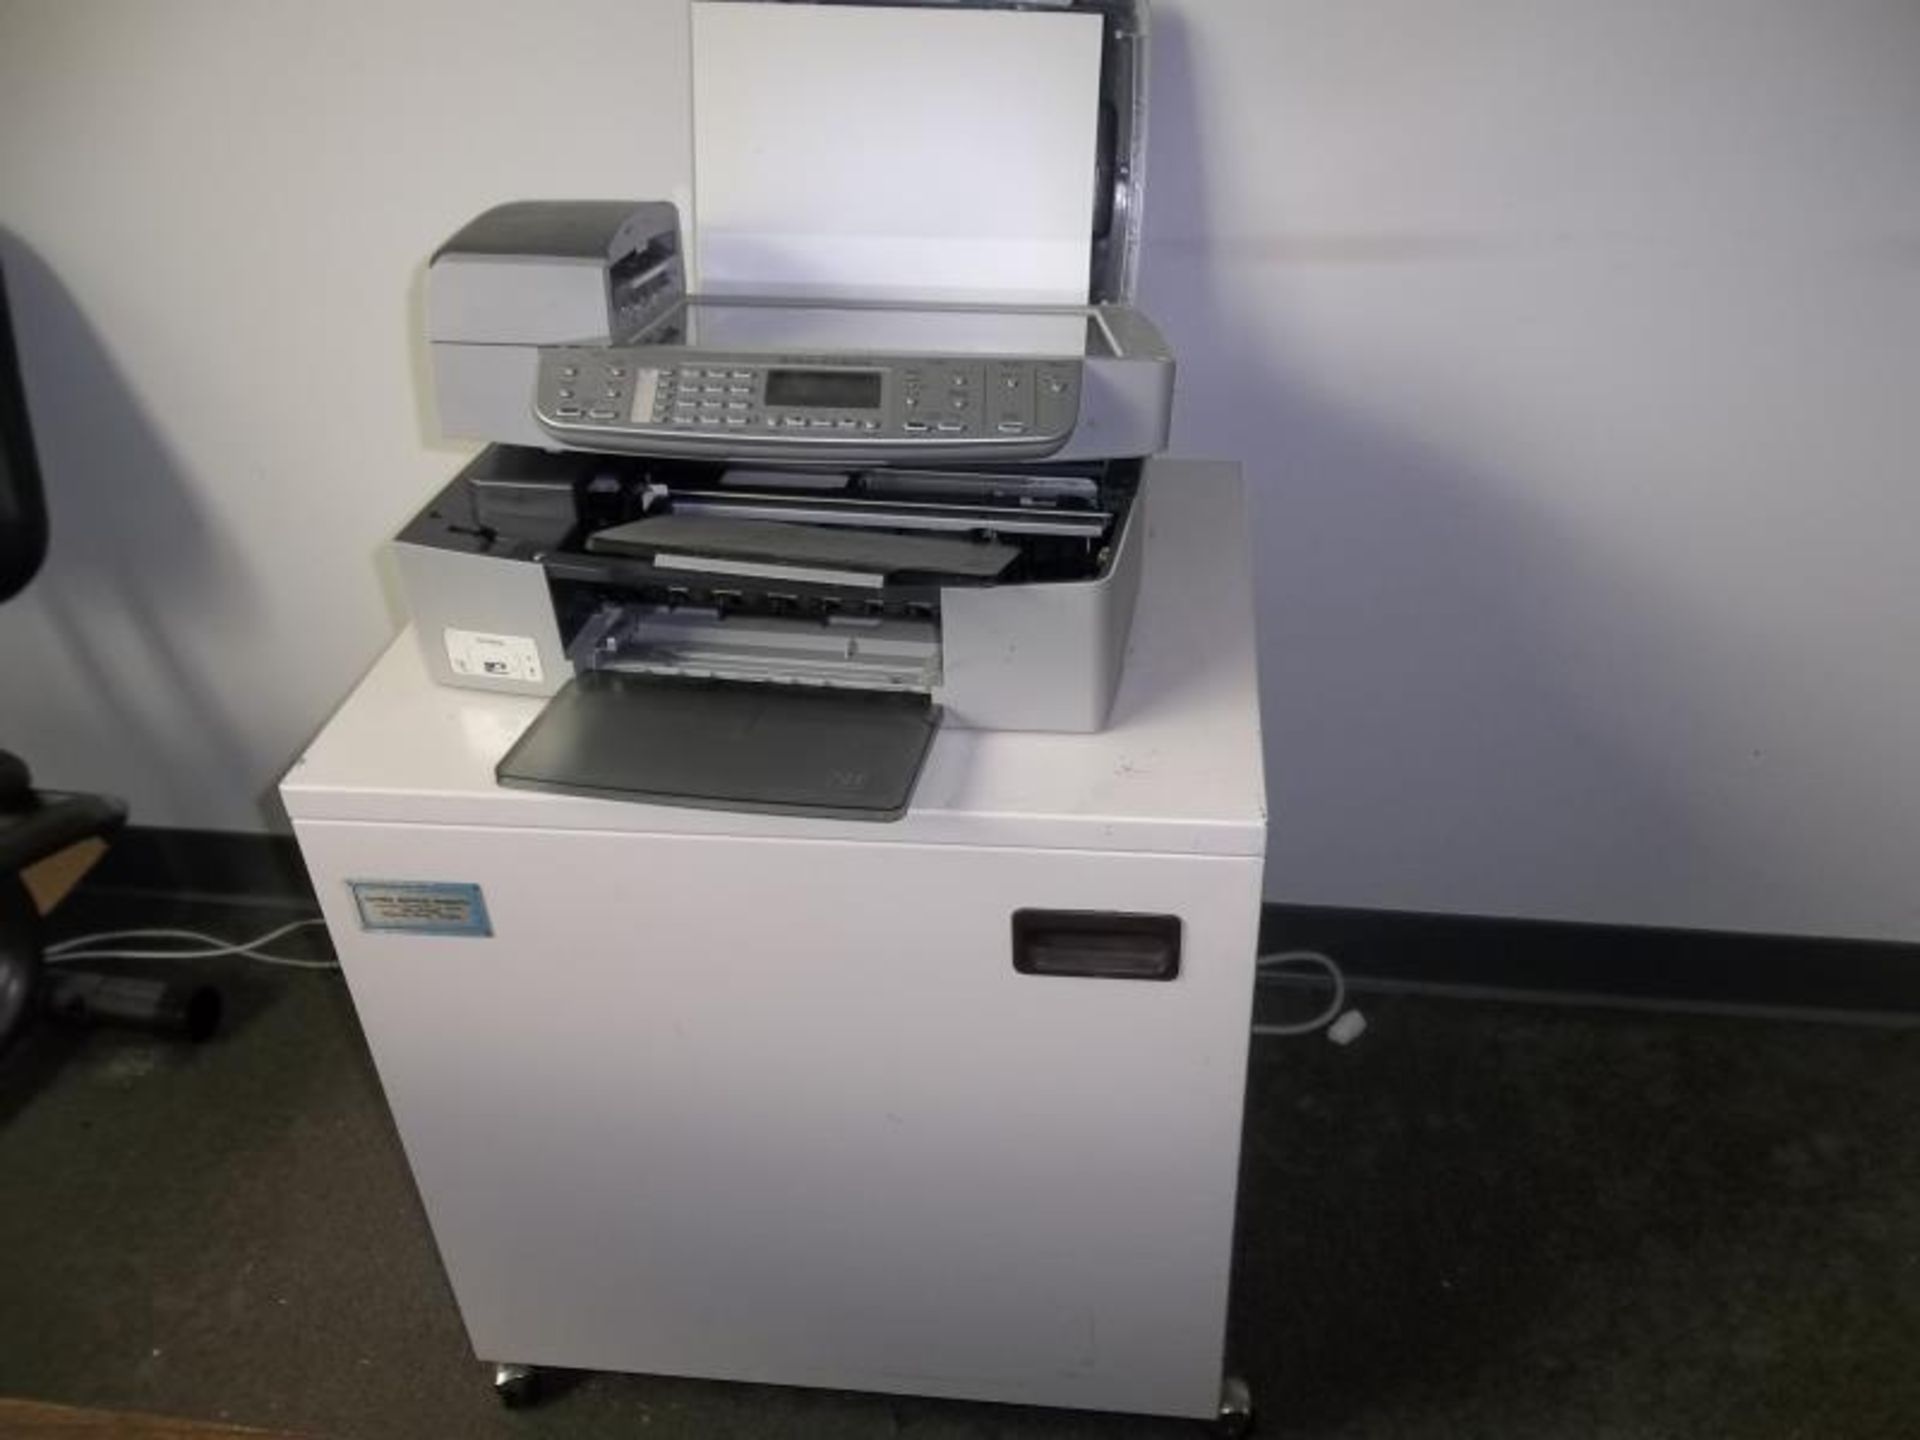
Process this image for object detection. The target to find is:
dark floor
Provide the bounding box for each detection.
[4,893,1920,1440]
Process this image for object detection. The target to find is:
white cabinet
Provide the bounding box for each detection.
[284,462,1265,1421]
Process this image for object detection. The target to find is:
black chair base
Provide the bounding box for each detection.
[0,750,132,1056]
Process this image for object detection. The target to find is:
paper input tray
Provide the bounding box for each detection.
[495,671,938,821]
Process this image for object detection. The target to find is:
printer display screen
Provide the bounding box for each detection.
[765,369,884,409]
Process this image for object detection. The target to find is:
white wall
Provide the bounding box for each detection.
[0,0,690,828]
[1140,0,1920,939]
[2,2,1917,940]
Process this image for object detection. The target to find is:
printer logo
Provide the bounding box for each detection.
[829,769,870,791]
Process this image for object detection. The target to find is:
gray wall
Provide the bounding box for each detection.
[2,1,1917,940]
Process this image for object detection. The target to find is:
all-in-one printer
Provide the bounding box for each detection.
[283,1,1266,1430]
[396,3,1175,818]
[396,198,1173,814]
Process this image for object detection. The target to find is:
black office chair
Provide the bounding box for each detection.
[0,261,133,1054]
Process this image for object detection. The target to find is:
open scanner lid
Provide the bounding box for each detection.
[689,0,1149,308]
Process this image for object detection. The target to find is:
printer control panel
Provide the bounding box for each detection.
[534,348,1082,461]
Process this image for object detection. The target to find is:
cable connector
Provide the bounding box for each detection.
[1326,1009,1368,1046]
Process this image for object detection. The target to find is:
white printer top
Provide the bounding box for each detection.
[688,0,1143,308]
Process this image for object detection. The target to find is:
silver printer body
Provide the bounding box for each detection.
[393,0,1172,812]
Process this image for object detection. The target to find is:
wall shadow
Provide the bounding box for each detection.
[0,232,269,829]
[1130,17,1815,933]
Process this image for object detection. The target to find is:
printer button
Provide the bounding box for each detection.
[724,415,748,426]
[903,420,930,433]
[861,420,879,431]
[996,420,1028,434]
[808,418,834,428]
[588,406,617,420]
[782,416,807,427]
[730,369,753,380]
[935,420,964,433]
[555,405,584,418]
[559,365,579,378]
[606,365,627,378]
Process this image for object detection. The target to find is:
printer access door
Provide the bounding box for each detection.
[494,670,939,822]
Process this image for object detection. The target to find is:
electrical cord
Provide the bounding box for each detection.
[1252,949,1348,1037]
[44,918,339,970]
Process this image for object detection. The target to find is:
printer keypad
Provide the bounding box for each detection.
[896,363,982,435]
[539,349,1080,451]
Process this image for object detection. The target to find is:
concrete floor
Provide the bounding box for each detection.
[4,896,1919,1439]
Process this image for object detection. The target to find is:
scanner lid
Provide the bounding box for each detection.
[690,0,1149,308]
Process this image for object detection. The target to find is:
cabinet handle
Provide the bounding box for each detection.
[1011,910,1181,981]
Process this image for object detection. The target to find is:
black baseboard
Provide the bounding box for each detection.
[82,826,315,906]
[76,827,1920,1017]
[1263,904,1920,1020]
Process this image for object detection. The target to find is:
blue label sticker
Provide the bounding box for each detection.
[348,881,492,937]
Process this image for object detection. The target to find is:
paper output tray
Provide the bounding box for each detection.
[495,671,938,821]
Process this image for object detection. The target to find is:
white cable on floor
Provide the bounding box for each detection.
[1252,949,1347,1037]
[43,918,338,970]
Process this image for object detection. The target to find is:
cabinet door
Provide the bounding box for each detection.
[297,819,1261,1419]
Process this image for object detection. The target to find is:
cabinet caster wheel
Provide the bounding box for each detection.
[493,1362,541,1408]
[1215,1375,1255,1437]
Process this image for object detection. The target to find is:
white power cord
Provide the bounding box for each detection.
[44,918,339,971]
[1253,949,1363,1041]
